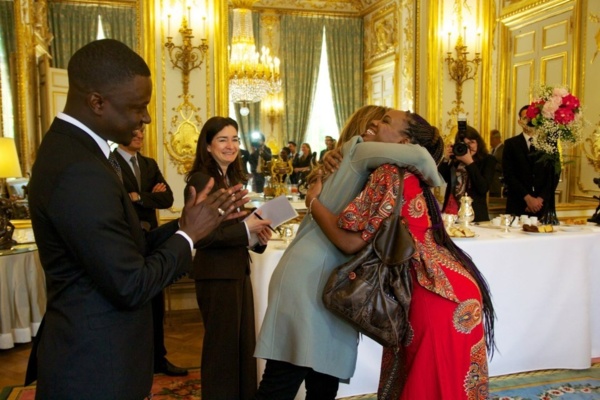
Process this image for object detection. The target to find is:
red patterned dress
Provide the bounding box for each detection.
[338,164,488,400]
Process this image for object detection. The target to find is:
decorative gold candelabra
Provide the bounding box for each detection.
[270,158,293,197]
[445,35,481,117]
[165,16,209,97]
[164,11,209,174]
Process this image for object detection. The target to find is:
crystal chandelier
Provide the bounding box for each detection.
[229,1,281,109]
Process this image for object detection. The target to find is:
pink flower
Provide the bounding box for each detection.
[542,95,562,118]
[553,86,569,97]
[562,93,580,109]
[555,107,575,124]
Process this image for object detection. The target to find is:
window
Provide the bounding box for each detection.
[0,31,14,138]
[304,29,339,158]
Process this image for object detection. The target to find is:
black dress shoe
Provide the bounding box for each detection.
[155,360,189,376]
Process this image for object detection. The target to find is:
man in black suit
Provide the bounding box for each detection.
[114,125,187,376]
[248,134,272,193]
[502,105,559,216]
[26,39,248,399]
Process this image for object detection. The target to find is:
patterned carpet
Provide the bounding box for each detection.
[1,364,599,399]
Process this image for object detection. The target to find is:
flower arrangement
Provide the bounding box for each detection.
[525,84,584,156]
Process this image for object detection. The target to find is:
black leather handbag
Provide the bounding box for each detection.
[322,169,415,348]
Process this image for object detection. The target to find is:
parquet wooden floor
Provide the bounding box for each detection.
[0,309,204,390]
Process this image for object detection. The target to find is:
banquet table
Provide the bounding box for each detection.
[0,246,46,350]
[250,223,600,398]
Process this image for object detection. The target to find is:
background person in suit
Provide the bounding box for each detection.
[113,125,187,377]
[502,105,559,216]
[319,135,336,162]
[489,129,504,197]
[248,133,272,193]
[292,142,315,184]
[26,39,248,400]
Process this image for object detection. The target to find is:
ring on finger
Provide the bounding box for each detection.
[217,207,225,216]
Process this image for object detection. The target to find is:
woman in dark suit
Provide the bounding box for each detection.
[292,142,315,183]
[439,125,497,222]
[185,116,273,400]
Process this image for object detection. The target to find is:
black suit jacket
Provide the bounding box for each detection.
[502,133,560,216]
[113,150,174,230]
[185,171,266,280]
[439,154,496,222]
[27,118,191,399]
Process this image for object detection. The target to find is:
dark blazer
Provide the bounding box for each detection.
[502,133,560,216]
[113,150,174,230]
[27,118,191,400]
[185,171,266,280]
[439,154,497,222]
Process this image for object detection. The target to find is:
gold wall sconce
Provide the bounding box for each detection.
[445,30,481,118]
[164,2,209,174]
[261,92,284,135]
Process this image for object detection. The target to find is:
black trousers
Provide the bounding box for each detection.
[152,291,167,366]
[255,359,339,400]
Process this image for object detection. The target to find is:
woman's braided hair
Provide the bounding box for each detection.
[408,112,496,356]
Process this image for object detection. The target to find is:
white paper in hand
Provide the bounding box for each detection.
[245,195,298,246]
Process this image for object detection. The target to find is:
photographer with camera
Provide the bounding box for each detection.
[438,120,497,222]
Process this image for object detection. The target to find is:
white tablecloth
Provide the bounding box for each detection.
[250,224,600,398]
[0,248,46,349]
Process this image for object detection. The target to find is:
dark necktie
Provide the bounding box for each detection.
[130,155,142,191]
[108,152,122,182]
[529,137,536,153]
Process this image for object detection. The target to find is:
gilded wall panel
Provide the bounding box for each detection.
[542,19,568,49]
[540,52,567,85]
[514,31,535,57]
[575,1,600,199]
[510,60,533,134]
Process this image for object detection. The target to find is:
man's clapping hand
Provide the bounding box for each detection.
[180,178,249,243]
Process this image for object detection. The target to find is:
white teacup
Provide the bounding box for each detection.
[530,216,538,225]
[492,217,501,226]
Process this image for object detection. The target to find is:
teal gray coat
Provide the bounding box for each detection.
[254,137,444,379]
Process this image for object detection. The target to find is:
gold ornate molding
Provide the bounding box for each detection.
[252,0,362,16]
[14,0,35,173]
[365,3,396,63]
[400,0,415,111]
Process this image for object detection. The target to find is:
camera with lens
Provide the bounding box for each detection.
[451,114,469,158]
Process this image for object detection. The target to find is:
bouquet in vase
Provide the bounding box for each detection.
[526,84,584,173]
